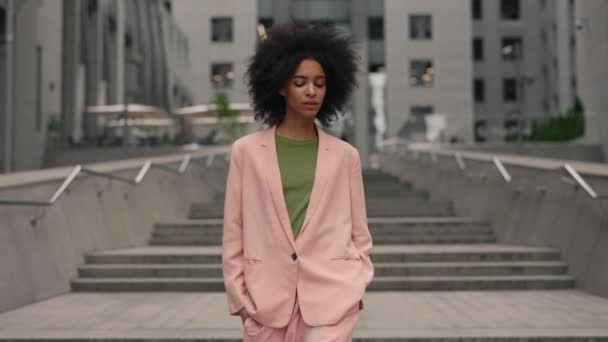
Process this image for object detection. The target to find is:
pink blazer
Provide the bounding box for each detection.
[222,123,374,328]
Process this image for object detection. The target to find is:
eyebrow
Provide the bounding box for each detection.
[292,75,326,80]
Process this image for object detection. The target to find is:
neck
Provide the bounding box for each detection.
[276,112,317,140]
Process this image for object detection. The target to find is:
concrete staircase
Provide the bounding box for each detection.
[6,169,607,341]
[71,170,575,293]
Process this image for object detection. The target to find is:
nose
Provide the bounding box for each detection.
[305,83,316,97]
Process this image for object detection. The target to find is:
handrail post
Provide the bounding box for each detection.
[134,161,152,184]
[455,152,466,170]
[564,163,598,199]
[492,157,512,183]
[178,154,192,174]
[206,154,216,167]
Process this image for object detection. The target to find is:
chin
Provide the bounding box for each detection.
[298,110,319,119]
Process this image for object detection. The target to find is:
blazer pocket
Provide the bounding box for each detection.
[330,254,361,261]
[244,256,262,263]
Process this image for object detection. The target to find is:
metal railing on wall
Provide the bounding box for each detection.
[382,140,608,201]
[0,152,230,208]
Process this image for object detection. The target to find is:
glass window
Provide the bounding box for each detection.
[410,60,434,87]
[0,8,5,36]
[411,106,434,116]
[502,37,523,60]
[258,17,273,30]
[475,119,487,142]
[472,0,482,20]
[368,17,384,40]
[503,78,518,101]
[410,14,432,40]
[211,17,233,42]
[410,106,434,131]
[501,0,520,20]
[211,63,234,89]
[473,38,484,61]
[474,79,485,103]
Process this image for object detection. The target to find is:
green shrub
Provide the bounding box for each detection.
[526,97,585,142]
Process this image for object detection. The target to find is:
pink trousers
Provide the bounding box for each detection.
[242,294,361,342]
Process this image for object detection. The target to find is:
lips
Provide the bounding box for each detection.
[303,102,319,106]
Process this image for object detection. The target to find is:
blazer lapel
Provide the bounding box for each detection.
[298,124,331,237]
[260,124,297,250]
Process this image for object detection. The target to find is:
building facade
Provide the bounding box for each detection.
[0,0,192,172]
[385,0,473,143]
[175,0,475,166]
[173,0,257,106]
[575,0,608,158]
[472,0,578,142]
[0,0,63,172]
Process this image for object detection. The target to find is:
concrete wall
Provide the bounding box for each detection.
[455,143,605,163]
[385,0,473,143]
[43,146,201,168]
[0,147,229,313]
[381,146,608,299]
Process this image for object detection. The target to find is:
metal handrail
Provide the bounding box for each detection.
[382,140,607,200]
[0,152,228,207]
[151,155,191,174]
[0,166,82,206]
[563,163,604,199]
[80,161,152,185]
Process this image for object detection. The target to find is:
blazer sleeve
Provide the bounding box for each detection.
[349,149,375,292]
[221,142,253,315]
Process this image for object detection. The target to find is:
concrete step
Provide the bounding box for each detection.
[370,245,563,263]
[366,207,454,217]
[152,225,494,236]
[213,186,420,201]
[368,275,576,291]
[74,245,573,291]
[363,183,412,190]
[152,225,494,237]
[152,223,494,234]
[373,261,569,276]
[364,190,429,200]
[154,217,491,228]
[367,235,497,245]
[77,261,568,279]
[188,208,457,219]
[190,196,444,210]
[71,278,226,292]
[84,253,223,265]
[71,275,575,292]
[78,264,223,278]
[149,234,497,246]
[83,245,562,265]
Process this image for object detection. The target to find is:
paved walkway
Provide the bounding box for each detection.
[1,290,608,339]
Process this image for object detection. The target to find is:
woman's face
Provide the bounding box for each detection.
[280,58,327,120]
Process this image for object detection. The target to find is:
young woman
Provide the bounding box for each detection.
[222,21,374,341]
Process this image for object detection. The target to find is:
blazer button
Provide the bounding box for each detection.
[291,253,297,261]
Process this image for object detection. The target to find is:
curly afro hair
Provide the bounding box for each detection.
[246,21,360,127]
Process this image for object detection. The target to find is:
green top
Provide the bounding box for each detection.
[275,133,319,240]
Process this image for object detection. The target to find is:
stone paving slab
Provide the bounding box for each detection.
[1,291,608,339]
